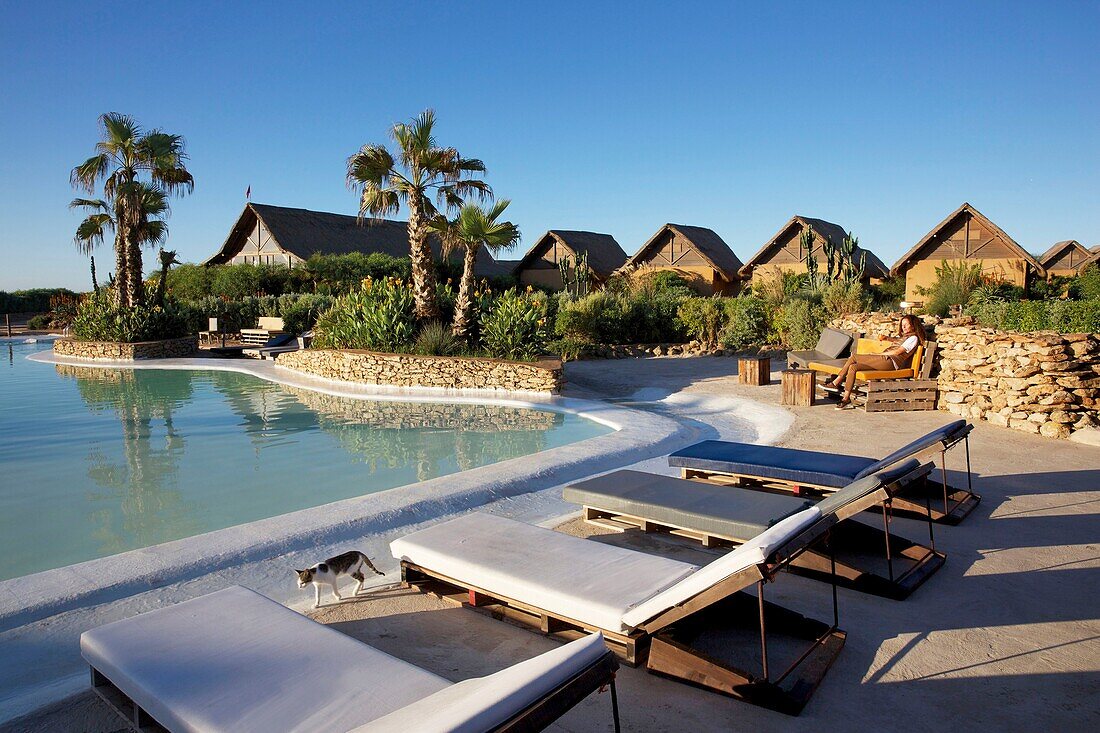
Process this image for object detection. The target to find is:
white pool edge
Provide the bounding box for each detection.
[0,352,699,631]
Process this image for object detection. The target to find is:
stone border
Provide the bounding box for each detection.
[53,335,197,361]
[276,349,563,393]
[3,352,700,631]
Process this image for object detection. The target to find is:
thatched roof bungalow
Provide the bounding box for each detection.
[204,203,510,277]
[511,231,628,289]
[1037,240,1095,278]
[890,202,1044,302]
[739,215,889,286]
[620,223,743,295]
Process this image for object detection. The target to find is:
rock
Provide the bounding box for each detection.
[1069,426,1100,447]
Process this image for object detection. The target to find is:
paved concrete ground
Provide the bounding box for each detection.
[7,356,1099,732]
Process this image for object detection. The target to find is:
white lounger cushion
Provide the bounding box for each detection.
[391,512,695,633]
[81,586,451,733]
[356,632,609,732]
[621,506,822,628]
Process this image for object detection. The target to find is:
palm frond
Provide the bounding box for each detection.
[346,144,396,187]
[74,213,114,254]
[139,220,169,248]
[358,187,401,219]
[450,179,493,201]
[95,112,139,157]
[70,154,110,193]
[69,197,110,212]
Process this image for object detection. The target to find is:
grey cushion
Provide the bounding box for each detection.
[854,420,970,479]
[814,459,925,516]
[817,327,854,359]
[564,470,815,541]
[669,441,873,488]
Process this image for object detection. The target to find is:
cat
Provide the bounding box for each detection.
[295,550,385,608]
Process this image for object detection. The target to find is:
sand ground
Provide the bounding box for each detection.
[6,356,1099,732]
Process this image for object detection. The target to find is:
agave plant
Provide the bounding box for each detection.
[346,110,490,320]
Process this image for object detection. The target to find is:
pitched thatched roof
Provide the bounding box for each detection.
[890,202,1044,277]
[740,215,889,279]
[513,230,628,278]
[204,203,509,277]
[624,224,743,279]
[1037,240,1091,267]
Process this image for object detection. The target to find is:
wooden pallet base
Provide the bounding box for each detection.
[584,508,944,600]
[863,379,938,412]
[402,562,844,716]
[647,593,846,716]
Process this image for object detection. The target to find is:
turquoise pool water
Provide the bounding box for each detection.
[0,342,609,581]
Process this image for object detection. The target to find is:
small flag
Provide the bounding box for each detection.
[245,185,251,200]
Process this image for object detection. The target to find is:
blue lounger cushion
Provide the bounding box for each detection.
[669,421,969,488]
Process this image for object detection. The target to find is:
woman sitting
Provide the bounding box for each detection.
[826,315,927,409]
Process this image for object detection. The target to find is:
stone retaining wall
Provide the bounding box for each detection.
[276,349,564,394]
[830,312,1099,441]
[53,336,198,361]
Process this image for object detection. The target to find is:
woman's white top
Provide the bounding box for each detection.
[889,335,920,368]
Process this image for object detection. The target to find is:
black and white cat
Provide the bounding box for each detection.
[295,551,385,608]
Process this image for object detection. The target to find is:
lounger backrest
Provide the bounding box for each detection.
[817,328,854,359]
[356,633,610,732]
[854,420,970,479]
[620,507,822,629]
[257,316,284,331]
[816,459,925,516]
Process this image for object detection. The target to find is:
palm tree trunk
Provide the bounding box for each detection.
[127,213,145,306]
[113,207,130,307]
[452,244,478,339]
[407,198,440,320]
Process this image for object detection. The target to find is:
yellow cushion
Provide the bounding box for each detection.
[810,344,922,382]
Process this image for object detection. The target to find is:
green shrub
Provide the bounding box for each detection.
[821,280,869,317]
[919,260,984,316]
[26,314,52,330]
[547,335,595,361]
[1069,264,1100,300]
[719,297,769,350]
[967,299,1100,333]
[678,297,726,347]
[774,298,828,349]
[71,287,190,342]
[312,278,415,351]
[555,291,627,343]
[481,289,549,360]
[868,277,905,311]
[0,288,78,313]
[280,294,334,334]
[412,321,461,356]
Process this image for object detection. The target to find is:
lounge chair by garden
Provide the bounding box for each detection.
[668,420,978,524]
[392,508,844,715]
[786,327,854,369]
[563,460,942,600]
[211,332,297,358]
[81,585,619,733]
[240,316,286,345]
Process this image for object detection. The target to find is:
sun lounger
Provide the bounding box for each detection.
[81,585,619,733]
[786,327,854,369]
[669,420,978,524]
[392,509,844,715]
[239,316,286,345]
[563,460,942,600]
[211,332,297,358]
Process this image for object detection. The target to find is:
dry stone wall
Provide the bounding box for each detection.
[830,313,1100,441]
[53,336,198,361]
[276,349,564,394]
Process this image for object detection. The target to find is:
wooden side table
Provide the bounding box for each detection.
[738,356,771,386]
[782,369,816,406]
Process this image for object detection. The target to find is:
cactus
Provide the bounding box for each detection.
[800,227,819,282]
[557,251,591,297]
[803,226,865,287]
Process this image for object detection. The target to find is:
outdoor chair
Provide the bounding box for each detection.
[240,316,286,345]
[392,508,845,715]
[668,420,978,524]
[210,332,296,358]
[786,327,855,369]
[808,337,930,384]
[82,585,620,733]
[563,460,942,600]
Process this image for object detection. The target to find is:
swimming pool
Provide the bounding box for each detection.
[0,342,610,581]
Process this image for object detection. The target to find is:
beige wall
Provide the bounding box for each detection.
[903,257,1029,302]
[519,268,564,290]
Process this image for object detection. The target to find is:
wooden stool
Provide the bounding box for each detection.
[782,369,815,406]
[738,356,771,386]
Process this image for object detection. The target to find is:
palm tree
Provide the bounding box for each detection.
[155,249,181,307]
[72,183,171,301]
[71,113,193,307]
[346,110,490,320]
[430,200,521,339]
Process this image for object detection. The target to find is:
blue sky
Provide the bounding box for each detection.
[1,1,1097,291]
